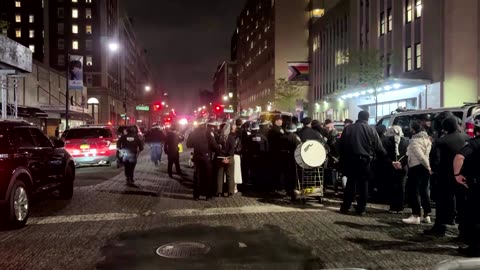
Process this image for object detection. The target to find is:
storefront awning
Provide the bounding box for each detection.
[60,112,93,121]
[0,104,48,118]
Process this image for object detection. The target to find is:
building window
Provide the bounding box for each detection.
[264,40,268,49]
[415,43,422,69]
[72,0,77,2]
[406,0,412,23]
[72,9,78,18]
[86,56,92,66]
[86,25,92,34]
[415,0,422,18]
[29,45,35,52]
[86,8,92,19]
[387,8,392,32]
[250,41,254,50]
[380,12,385,35]
[58,55,65,66]
[86,0,91,3]
[15,1,21,7]
[57,39,64,50]
[72,40,79,50]
[57,7,64,18]
[29,15,34,23]
[406,46,412,71]
[72,24,78,34]
[15,29,21,38]
[85,39,92,50]
[29,30,34,38]
[57,23,64,34]
[15,14,21,23]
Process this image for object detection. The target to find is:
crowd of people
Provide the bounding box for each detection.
[115,109,480,257]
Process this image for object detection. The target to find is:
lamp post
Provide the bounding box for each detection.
[108,42,125,124]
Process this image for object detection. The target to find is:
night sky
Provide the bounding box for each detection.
[120,0,246,113]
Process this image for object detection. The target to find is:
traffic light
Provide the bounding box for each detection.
[153,102,162,111]
[214,105,223,113]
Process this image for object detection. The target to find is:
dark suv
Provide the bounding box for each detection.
[0,121,75,229]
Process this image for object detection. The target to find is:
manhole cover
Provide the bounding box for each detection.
[156,242,211,258]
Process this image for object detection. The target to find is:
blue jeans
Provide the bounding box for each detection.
[150,143,162,163]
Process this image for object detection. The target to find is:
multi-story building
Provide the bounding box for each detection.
[310,0,480,123]
[235,0,310,115]
[212,61,238,113]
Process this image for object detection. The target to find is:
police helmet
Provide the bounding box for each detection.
[250,122,260,131]
[286,123,297,133]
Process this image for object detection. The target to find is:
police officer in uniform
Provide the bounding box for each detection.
[186,120,221,200]
[259,120,270,137]
[267,115,286,192]
[282,123,302,200]
[453,113,480,257]
[117,126,144,186]
[245,122,269,189]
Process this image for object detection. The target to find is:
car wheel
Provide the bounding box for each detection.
[59,166,74,199]
[5,180,30,229]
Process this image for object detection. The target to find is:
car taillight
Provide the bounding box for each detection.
[466,122,475,138]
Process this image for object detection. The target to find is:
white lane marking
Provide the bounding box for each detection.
[29,213,139,225]
[164,205,326,217]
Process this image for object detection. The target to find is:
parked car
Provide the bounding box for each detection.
[64,125,117,167]
[0,120,75,229]
[376,104,480,138]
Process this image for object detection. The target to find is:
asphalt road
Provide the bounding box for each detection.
[0,151,468,270]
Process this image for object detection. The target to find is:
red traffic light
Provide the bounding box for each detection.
[214,105,223,113]
[153,102,162,111]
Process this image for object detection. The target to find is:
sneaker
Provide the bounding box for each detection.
[422,216,432,224]
[389,210,404,214]
[402,215,421,225]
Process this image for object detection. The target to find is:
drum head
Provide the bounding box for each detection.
[299,140,326,168]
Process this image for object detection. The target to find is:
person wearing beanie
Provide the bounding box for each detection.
[297,117,324,143]
[425,117,470,236]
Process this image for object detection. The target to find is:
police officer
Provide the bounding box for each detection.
[117,126,144,186]
[245,122,269,189]
[165,123,184,178]
[259,120,270,137]
[282,123,302,200]
[267,115,286,191]
[186,120,221,200]
[453,113,480,257]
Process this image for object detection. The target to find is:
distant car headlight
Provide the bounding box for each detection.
[179,118,188,125]
[193,121,198,126]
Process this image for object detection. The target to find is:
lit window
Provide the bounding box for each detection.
[29,30,34,38]
[72,0,77,2]
[86,8,92,19]
[15,29,21,38]
[256,21,259,29]
[264,40,268,49]
[86,56,93,66]
[250,41,254,50]
[15,14,21,23]
[258,33,261,40]
[85,39,92,50]
[406,46,412,71]
[311,9,325,18]
[380,12,385,35]
[58,55,65,66]
[57,39,64,50]
[86,0,91,3]
[72,24,78,34]
[247,10,249,16]
[415,43,422,69]
[406,0,412,23]
[29,45,35,52]
[415,0,422,18]
[86,25,92,34]
[29,15,34,23]
[246,35,249,41]
[387,8,392,32]
[72,40,79,50]
[15,1,21,7]
[72,9,78,18]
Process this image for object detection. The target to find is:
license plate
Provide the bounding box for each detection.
[80,144,90,149]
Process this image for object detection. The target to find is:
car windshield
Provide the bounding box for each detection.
[65,128,112,139]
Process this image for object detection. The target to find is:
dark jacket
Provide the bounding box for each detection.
[267,125,285,153]
[164,130,184,155]
[245,131,269,157]
[283,133,302,155]
[145,128,165,144]
[431,131,470,176]
[339,120,386,160]
[117,133,144,154]
[259,125,270,137]
[186,126,221,158]
[297,126,324,143]
[220,133,237,157]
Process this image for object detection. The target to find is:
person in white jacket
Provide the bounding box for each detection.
[403,121,433,225]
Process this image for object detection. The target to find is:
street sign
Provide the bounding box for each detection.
[224,108,234,113]
[136,105,150,111]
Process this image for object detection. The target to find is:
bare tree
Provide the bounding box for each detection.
[343,49,385,121]
[274,78,306,113]
[0,20,8,34]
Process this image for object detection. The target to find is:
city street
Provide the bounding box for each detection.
[0,150,463,270]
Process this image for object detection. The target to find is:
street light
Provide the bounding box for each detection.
[108,42,119,52]
[223,95,229,101]
[145,85,151,92]
[161,101,165,106]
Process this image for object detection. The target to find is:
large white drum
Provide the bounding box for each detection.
[294,140,327,169]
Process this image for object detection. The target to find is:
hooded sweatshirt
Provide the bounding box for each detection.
[407,131,432,170]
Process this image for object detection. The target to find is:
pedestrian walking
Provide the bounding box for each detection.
[216,123,237,197]
[164,123,184,178]
[452,113,480,257]
[384,125,409,213]
[425,117,470,236]
[117,126,144,186]
[339,111,386,215]
[282,123,302,200]
[403,121,433,225]
[245,122,269,189]
[145,125,166,166]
